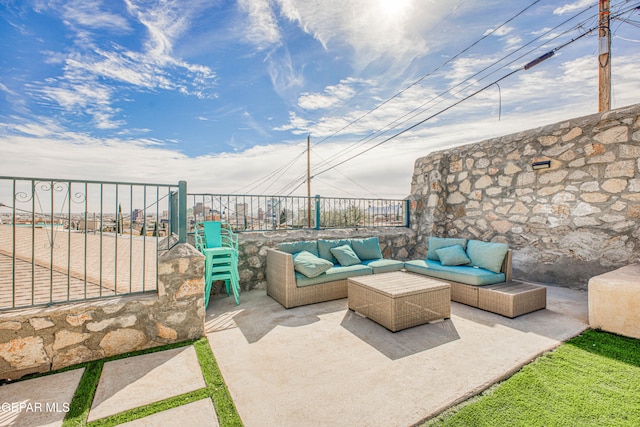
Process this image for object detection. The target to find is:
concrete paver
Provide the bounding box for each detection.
[205,286,589,427]
[118,398,218,427]
[88,346,205,422]
[0,368,84,427]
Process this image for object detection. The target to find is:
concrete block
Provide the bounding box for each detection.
[588,264,640,339]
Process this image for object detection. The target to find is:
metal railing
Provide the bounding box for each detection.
[0,175,409,311]
[187,193,410,231]
[0,176,182,311]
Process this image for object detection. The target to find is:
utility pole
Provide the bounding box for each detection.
[307,134,311,228]
[598,0,611,112]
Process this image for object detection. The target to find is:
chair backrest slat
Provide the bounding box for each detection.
[203,221,223,248]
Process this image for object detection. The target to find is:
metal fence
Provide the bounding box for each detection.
[0,176,409,311]
[0,176,181,311]
[187,193,409,231]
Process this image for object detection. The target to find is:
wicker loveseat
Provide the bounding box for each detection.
[266,237,404,309]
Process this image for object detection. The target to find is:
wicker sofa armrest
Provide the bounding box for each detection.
[501,249,513,282]
[266,247,350,308]
[266,248,297,308]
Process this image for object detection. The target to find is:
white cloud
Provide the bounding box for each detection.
[553,0,593,16]
[531,27,553,36]
[240,110,272,138]
[0,119,62,137]
[281,82,444,139]
[3,48,640,201]
[483,25,514,37]
[273,111,311,133]
[276,0,441,71]
[297,78,371,110]
[276,51,640,152]
[27,0,217,130]
[26,78,124,129]
[505,36,523,50]
[238,0,282,50]
[445,56,497,85]
[5,1,639,200]
[266,47,305,99]
[61,0,132,32]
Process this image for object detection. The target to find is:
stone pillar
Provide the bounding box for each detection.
[156,243,206,341]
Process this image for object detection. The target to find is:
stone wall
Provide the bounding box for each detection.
[409,103,640,289]
[0,243,205,380]
[208,227,416,295]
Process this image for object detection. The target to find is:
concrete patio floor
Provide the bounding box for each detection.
[205,284,589,427]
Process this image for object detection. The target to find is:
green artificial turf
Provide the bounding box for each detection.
[63,361,103,426]
[425,330,640,427]
[61,337,242,427]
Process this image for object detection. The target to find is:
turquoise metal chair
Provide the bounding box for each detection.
[194,221,240,307]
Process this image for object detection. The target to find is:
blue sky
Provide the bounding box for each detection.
[1,0,639,197]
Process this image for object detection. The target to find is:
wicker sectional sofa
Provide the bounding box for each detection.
[405,237,512,307]
[267,236,545,317]
[266,237,404,309]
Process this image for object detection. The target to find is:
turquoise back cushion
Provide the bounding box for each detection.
[278,241,319,257]
[292,251,334,278]
[435,244,471,266]
[427,237,468,261]
[318,239,352,264]
[466,240,509,273]
[351,237,383,260]
[330,244,362,266]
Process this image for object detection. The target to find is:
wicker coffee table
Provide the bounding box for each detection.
[348,271,451,332]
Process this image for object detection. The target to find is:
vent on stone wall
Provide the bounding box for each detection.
[532,160,551,170]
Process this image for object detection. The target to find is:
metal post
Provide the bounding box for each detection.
[404,199,411,228]
[178,180,187,243]
[307,134,312,228]
[315,195,321,230]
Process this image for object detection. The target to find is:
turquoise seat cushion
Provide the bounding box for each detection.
[318,239,352,264]
[351,237,383,260]
[427,237,468,261]
[295,264,372,287]
[278,241,319,257]
[292,251,334,278]
[330,244,362,266]
[466,240,509,273]
[404,260,505,286]
[436,244,471,266]
[361,259,405,274]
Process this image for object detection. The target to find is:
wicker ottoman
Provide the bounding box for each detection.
[477,281,546,318]
[348,271,450,332]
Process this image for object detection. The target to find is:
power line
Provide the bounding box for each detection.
[230,148,307,194]
[311,0,639,176]
[310,150,384,198]
[299,1,473,147]
[279,1,607,195]
[311,2,601,173]
[311,68,517,178]
[309,0,545,149]
[239,0,639,196]
[310,20,609,179]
